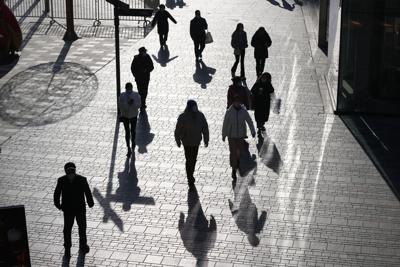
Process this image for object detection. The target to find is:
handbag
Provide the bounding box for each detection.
[205,31,213,44]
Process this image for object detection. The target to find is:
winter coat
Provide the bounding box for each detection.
[151,10,176,34]
[190,17,208,42]
[131,53,154,81]
[251,31,272,59]
[119,91,141,119]
[54,175,94,212]
[175,110,209,146]
[222,105,256,139]
[227,84,251,110]
[251,80,274,122]
[231,30,248,50]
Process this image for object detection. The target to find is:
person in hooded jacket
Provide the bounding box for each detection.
[230,23,248,79]
[151,4,177,48]
[251,27,272,77]
[175,100,209,189]
[222,96,256,181]
[251,72,275,135]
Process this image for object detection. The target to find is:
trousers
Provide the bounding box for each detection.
[63,210,87,248]
[121,117,138,148]
[184,145,199,184]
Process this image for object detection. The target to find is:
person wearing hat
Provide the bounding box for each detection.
[222,96,256,182]
[227,76,251,110]
[119,82,141,156]
[151,4,177,48]
[53,162,94,257]
[174,100,209,190]
[131,46,154,110]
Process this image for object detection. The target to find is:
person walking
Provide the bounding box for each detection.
[54,162,94,257]
[251,72,275,135]
[131,46,154,110]
[251,27,272,77]
[151,4,177,48]
[230,23,248,79]
[119,82,141,157]
[175,100,209,189]
[190,10,208,61]
[222,96,256,182]
[227,76,251,110]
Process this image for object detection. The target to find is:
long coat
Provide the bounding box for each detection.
[251,80,274,122]
[251,31,272,59]
[131,53,154,81]
[151,10,176,34]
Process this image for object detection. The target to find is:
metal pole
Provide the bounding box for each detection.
[114,6,121,113]
[63,0,78,41]
[44,0,50,13]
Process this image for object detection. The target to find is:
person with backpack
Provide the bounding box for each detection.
[130,46,154,111]
[175,100,209,190]
[151,4,177,48]
[222,96,256,181]
[251,27,272,77]
[250,72,276,135]
[230,23,248,79]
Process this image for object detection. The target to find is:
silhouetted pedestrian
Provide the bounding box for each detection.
[190,10,208,61]
[119,82,141,157]
[175,100,209,189]
[131,47,154,110]
[54,162,94,257]
[231,23,248,79]
[222,96,256,182]
[251,27,272,77]
[251,72,275,135]
[151,4,177,48]
[227,76,251,110]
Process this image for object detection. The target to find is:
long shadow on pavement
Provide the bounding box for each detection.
[152,45,178,67]
[93,118,155,232]
[179,187,217,266]
[229,175,267,247]
[193,60,216,89]
[136,110,155,154]
[341,115,400,200]
[166,0,187,9]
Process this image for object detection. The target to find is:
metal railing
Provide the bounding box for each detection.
[5,0,157,25]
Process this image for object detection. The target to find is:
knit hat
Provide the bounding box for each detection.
[64,162,76,172]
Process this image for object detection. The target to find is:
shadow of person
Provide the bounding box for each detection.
[61,254,70,267]
[281,0,295,11]
[76,250,86,267]
[258,134,283,174]
[193,60,216,89]
[179,187,217,266]
[166,0,186,9]
[152,45,178,67]
[229,177,267,247]
[266,0,281,7]
[136,110,155,154]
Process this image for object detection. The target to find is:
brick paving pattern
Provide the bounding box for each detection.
[1,0,400,266]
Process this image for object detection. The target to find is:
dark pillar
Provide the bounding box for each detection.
[63,0,78,41]
[114,7,121,112]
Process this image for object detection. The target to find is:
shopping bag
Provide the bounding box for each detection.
[205,32,213,44]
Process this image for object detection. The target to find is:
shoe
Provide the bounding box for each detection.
[240,76,246,81]
[261,126,266,131]
[126,147,132,158]
[188,183,195,191]
[64,247,71,257]
[79,244,90,254]
[231,70,235,78]
[131,143,136,152]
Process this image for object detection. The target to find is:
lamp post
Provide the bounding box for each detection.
[63,0,78,41]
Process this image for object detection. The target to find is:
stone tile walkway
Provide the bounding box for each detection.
[1,0,400,266]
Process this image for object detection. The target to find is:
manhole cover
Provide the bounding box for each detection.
[0,62,98,126]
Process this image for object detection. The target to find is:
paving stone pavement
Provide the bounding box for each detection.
[1,0,400,266]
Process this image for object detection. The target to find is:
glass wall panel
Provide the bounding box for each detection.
[338,0,400,114]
